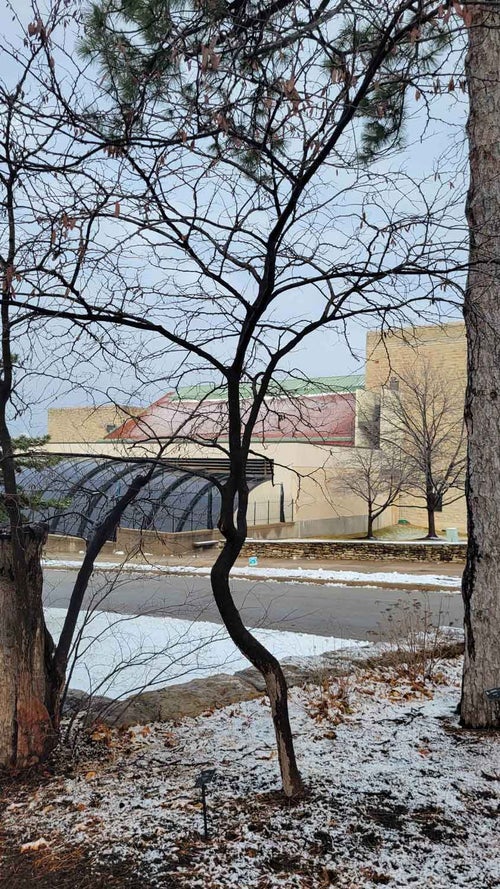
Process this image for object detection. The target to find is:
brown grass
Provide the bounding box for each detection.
[0,830,146,889]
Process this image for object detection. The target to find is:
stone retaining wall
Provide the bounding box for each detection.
[70,637,465,728]
[241,539,466,563]
[46,533,467,563]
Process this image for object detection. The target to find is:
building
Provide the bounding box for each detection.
[42,321,467,539]
[47,404,144,443]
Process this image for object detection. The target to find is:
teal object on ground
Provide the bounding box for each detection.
[248,556,259,567]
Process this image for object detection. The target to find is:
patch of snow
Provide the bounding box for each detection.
[45,607,370,699]
[43,559,462,590]
[3,660,499,888]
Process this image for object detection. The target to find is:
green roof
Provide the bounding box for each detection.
[172,374,365,402]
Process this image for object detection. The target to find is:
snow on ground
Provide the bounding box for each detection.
[43,559,462,590]
[45,607,370,699]
[2,659,498,888]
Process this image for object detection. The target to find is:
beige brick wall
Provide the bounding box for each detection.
[366,321,466,392]
[397,496,467,535]
[47,405,143,444]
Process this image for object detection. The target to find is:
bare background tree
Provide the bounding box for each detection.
[336,445,409,539]
[381,364,466,538]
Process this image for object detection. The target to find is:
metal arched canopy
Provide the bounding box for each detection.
[13,454,273,539]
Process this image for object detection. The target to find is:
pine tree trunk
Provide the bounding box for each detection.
[0,526,58,768]
[461,2,500,729]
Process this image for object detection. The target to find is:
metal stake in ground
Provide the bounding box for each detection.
[195,769,216,840]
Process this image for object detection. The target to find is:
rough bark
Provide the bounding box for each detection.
[426,506,437,540]
[461,2,500,728]
[0,526,57,768]
[264,665,305,797]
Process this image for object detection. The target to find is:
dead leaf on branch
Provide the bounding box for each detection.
[27,19,45,39]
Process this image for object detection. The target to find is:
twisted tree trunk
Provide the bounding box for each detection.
[211,540,304,798]
[0,526,57,768]
[211,453,304,798]
[461,1,500,728]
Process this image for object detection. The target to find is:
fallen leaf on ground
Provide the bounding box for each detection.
[21,838,49,852]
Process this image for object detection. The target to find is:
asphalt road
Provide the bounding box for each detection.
[43,569,463,641]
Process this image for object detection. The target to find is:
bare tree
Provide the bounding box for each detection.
[381,363,466,538]
[43,0,467,798]
[461,0,500,728]
[336,445,409,539]
[0,0,471,793]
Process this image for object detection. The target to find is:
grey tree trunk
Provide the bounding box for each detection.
[0,527,57,767]
[461,2,500,728]
[426,505,437,540]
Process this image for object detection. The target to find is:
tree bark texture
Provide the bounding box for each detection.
[426,506,437,540]
[461,2,500,728]
[0,526,57,767]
